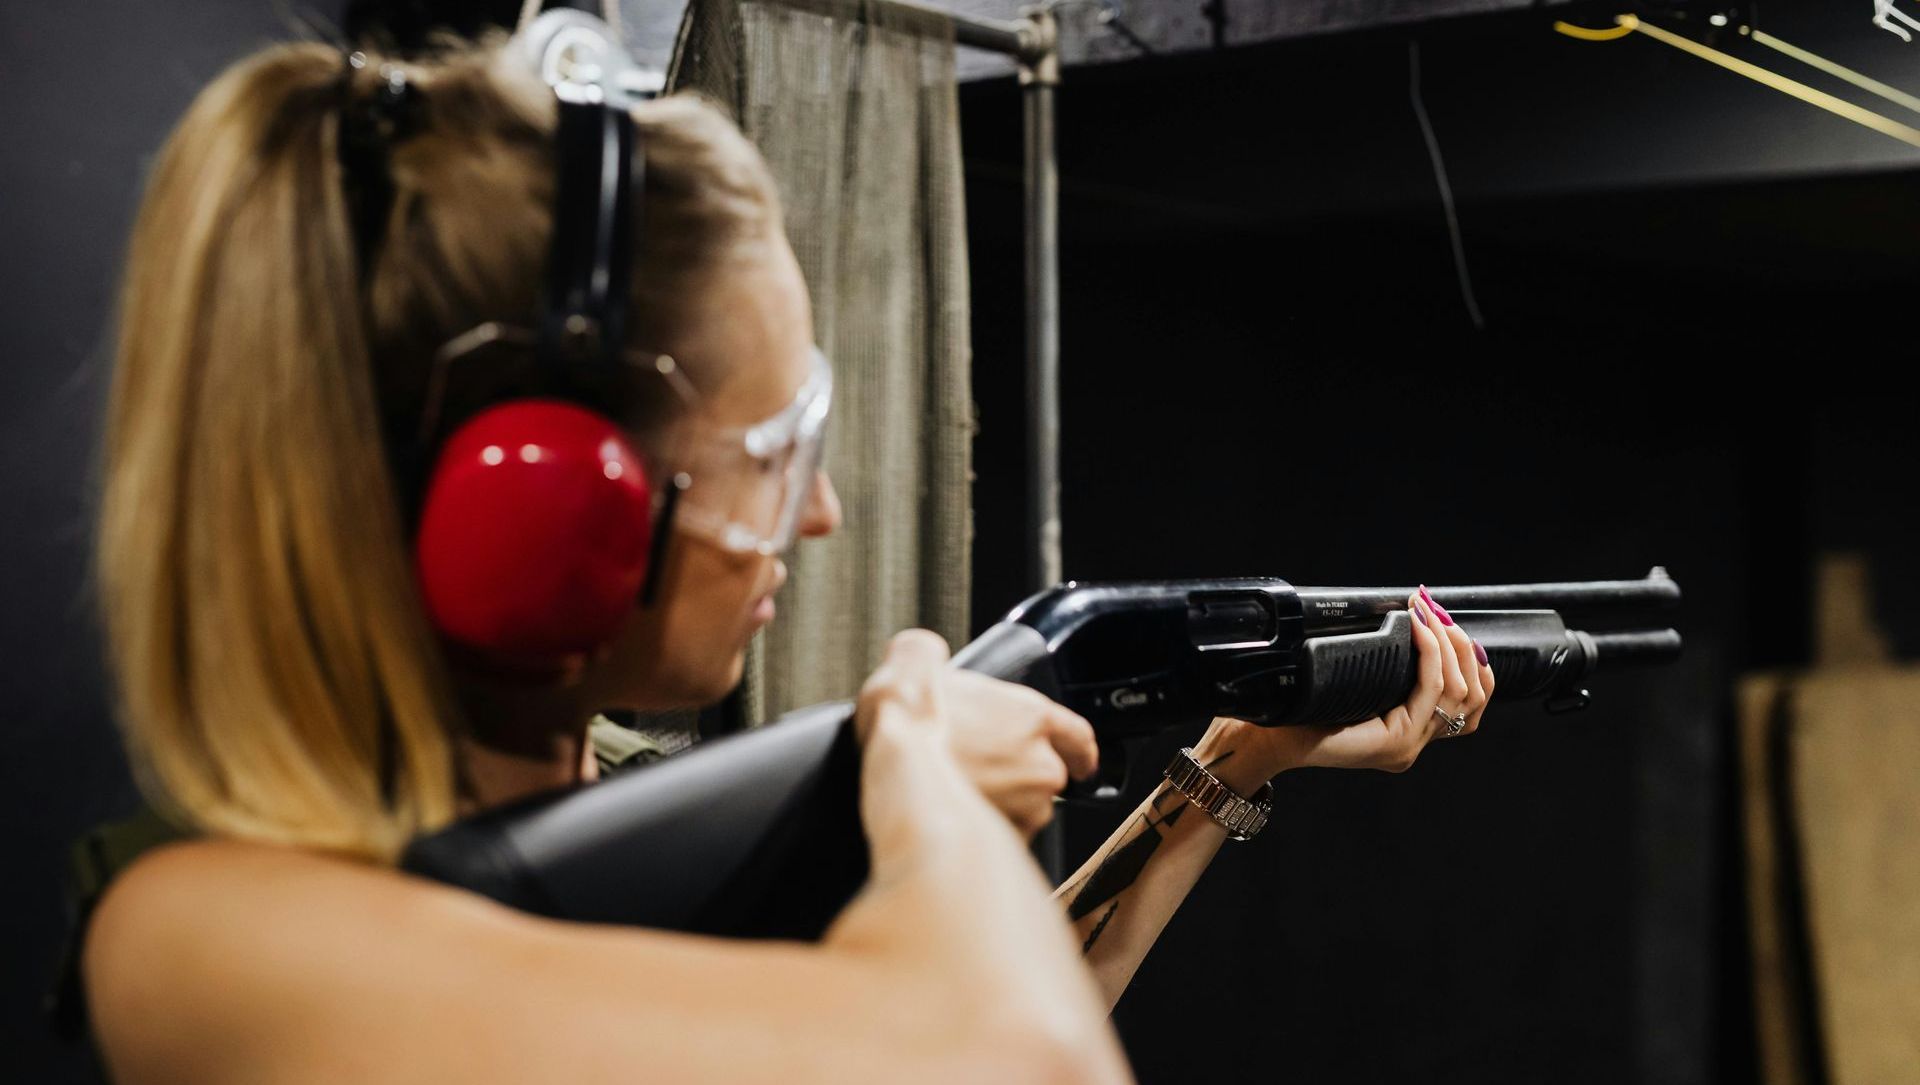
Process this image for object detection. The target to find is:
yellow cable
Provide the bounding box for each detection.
[1616,14,1920,150]
[1552,20,1635,42]
[1748,27,1920,119]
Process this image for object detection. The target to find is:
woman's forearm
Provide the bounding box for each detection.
[830,728,1134,1083]
[1053,591,1474,1011]
[1053,719,1281,1011]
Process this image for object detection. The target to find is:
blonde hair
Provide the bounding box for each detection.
[98,38,780,860]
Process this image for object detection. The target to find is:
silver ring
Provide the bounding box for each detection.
[1432,704,1467,737]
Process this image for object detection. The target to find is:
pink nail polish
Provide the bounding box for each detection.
[1420,586,1454,626]
[1472,640,1488,666]
[1412,600,1430,624]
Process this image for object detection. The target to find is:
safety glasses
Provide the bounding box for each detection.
[669,347,832,556]
[423,323,833,557]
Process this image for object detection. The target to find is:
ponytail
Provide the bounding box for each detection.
[101,43,459,859]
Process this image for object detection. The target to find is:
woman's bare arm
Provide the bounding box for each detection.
[84,842,1075,1085]
[86,633,1132,1085]
[1056,595,1493,1011]
[1052,719,1283,1006]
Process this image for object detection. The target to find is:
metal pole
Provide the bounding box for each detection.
[952,13,1028,55]
[1017,6,1066,883]
[1020,7,1062,593]
[747,0,1031,56]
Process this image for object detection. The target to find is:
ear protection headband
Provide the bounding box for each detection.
[410,6,675,673]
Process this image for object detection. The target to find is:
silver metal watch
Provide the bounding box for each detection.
[1161,747,1273,841]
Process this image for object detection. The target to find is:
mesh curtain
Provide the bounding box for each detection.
[664,0,974,724]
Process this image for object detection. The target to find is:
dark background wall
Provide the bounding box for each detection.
[962,6,1920,1084]
[2,6,318,1083]
[4,2,1917,1082]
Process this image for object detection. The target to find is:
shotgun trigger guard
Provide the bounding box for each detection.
[1544,685,1592,715]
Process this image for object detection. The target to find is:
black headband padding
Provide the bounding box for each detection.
[540,99,636,374]
[342,0,527,52]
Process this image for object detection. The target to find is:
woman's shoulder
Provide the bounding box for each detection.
[89,836,415,954]
[84,838,494,1083]
[86,835,496,992]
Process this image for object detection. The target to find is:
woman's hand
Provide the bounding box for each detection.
[1201,588,1497,792]
[939,668,1097,838]
[855,629,1097,840]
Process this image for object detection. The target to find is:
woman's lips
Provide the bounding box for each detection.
[750,563,787,625]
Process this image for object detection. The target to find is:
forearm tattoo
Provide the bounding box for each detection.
[1081,902,1120,954]
[1063,751,1233,953]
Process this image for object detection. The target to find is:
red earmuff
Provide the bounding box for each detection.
[408,12,664,673]
[413,400,654,669]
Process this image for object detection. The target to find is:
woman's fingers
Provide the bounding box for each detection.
[1423,588,1497,737]
[948,675,1094,784]
[932,672,1094,837]
[1466,656,1497,733]
[884,627,950,673]
[1448,623,1488,735]
[1417,588,1498,739]
[856,629,953,742]
[1438,621,1485,735]
[1404,591,1447,738]
[1417,587,1469,728]
[862,629,949,701]
[1045,704,1100,782]
[1465,638,1496,734]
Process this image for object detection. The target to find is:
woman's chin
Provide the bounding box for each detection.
[669,649,748,708]
[713,649,748,697]
[602,648,746,712]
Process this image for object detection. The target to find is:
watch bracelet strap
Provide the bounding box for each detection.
[1161,746,1273,841]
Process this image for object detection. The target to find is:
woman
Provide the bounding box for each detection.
[82,32,1493,1085]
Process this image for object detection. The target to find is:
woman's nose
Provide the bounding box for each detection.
[798,470,842,539]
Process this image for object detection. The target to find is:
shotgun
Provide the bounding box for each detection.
[403,570,1681,938]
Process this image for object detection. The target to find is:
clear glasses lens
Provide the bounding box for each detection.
[671,348,832,556]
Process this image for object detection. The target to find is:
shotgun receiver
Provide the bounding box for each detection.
[403,570,1680,938]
